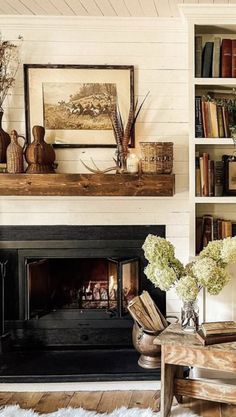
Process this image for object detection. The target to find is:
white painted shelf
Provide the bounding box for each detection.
[195,138,234,145]
[195,197,236,204]
[195,78,236,85]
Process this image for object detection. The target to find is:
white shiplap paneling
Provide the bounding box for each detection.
[0,16,189,317]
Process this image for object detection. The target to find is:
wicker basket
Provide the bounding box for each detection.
[140,142,173,174]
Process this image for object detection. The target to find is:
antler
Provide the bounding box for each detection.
[80,158,121,174]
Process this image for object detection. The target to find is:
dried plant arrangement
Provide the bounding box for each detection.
[0,34,22,110]
[81,91,150,174]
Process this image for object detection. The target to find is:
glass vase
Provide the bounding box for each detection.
[181,300,199,333]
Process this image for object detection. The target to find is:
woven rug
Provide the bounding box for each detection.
[0,405,200,417]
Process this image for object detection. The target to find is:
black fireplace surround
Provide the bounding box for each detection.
[0,225,165,382]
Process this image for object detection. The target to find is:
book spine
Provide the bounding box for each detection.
[195,36,203,77]
[202,215,213,248]
[214,160,223,197]
[196,217,203,254]
[195,152,201,196]
[221,39,232,77]
[212,37,221,78]
[209,101,219,137]
[195,96,204,137]
[208,159,214,196]
[204,333,236,345]
[202,42,214,77]
[217,105,225,137]
[232,39,236,77]
[203,152,209,196]
[222,106,230,137]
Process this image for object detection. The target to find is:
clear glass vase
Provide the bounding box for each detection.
[181,300,199,333]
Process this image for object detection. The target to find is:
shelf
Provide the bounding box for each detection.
[195,197,236,204]
[0,173,175,197]
[194,78,236,85]
[195,138,234,145]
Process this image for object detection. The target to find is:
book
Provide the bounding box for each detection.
[208,159,214,196]
[222,106,231,137]
[214,160,224,197]
[221,39,232,77]
[202,321,236,336]
[202,152,209,196]
[196,217,203,254]
[217,105,225,137]
[202,42,214,77]
[232,39,236,77]
[208,101,219,137]
[195,152,201,196]
[202,215,213,247]
[196,329,236,346]
[212,37,221,78]
[195,36,203,77]
[195,96,204,137]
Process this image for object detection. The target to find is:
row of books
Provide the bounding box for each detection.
[195,95,234,138]
[195,152,224,197]
[196,215,235,254]
[195,36,236,78]
[197,321,236,345]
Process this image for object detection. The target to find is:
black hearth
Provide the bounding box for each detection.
[0,225,165,381]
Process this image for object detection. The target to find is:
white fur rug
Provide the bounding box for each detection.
[0,405,200,417]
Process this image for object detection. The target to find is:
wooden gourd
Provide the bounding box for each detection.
[25,125,56,174]
[6,130,26,174]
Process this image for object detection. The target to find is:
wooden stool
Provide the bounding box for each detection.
[154,323,236,417]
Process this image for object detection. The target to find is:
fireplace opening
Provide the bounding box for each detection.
[28,257,139,320]
[0,225,165,382]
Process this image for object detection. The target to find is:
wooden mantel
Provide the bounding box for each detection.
[0,173,175,197]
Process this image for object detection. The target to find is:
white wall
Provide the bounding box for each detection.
[0,16,189,316]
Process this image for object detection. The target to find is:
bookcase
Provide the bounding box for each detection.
[181,5,236,322]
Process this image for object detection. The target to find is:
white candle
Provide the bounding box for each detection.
[126,153,139,174]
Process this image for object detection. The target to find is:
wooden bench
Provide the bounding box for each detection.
[154,323,236,417]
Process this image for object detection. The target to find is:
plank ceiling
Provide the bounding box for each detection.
[0,0,233,17]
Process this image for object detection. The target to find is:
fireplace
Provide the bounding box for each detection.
[0,225,165,381]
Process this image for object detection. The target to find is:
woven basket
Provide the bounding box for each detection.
[140,142,173,174]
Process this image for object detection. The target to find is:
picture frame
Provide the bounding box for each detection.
[224,156,236,195]
[24,64,134,148]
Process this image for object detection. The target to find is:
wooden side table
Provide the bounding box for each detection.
[154,323,236,417]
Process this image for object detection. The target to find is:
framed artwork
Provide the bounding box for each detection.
[24,64,134,148]
[225,156,236,195]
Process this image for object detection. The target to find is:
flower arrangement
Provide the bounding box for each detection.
[0,34,22,110]
[142,235,236,302]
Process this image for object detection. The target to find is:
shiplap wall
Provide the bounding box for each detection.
[0,16,189,316]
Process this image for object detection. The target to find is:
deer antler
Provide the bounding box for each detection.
[80,158,121,174]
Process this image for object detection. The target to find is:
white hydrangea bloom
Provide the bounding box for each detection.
[176,275,199,302]
[221,237,236,264]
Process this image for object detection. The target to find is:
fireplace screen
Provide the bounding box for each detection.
[27,257,139,319]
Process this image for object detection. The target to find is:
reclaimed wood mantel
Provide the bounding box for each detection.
[0,173,175,197]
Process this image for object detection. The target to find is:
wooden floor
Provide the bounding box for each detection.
[0,391,236,416]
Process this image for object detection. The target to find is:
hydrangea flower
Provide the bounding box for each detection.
[176,275,199,302]
[221,237,236,264]
[142,234,175,268]
[199,240,223,262]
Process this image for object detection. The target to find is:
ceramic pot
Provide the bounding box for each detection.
[0,111,10,163]
[25,125,56,173]
[132,321,161,369]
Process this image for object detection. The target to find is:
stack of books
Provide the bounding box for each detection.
[197,321,236,345]
[195,152,224,197]
[195,36,236,78]
[196,215,235,253]
[195,95,235,138]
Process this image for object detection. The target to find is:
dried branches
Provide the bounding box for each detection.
[0,34,22,110]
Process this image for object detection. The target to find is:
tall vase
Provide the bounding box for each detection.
[0,110,10,163]
[181,300,199,333]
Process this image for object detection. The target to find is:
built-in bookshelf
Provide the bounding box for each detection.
[188,22,236,257]
[181,4,236,323]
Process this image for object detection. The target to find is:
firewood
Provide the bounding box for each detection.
[128,296,156,331]
[139,291,168,330]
